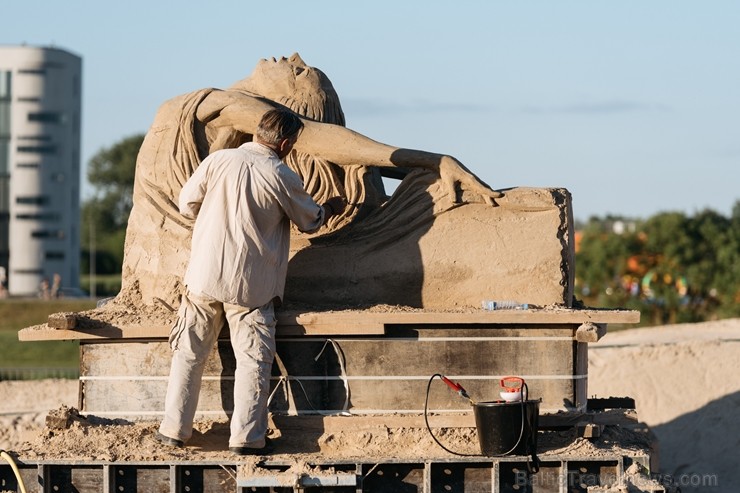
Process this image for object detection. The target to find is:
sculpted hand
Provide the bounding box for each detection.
[438,156,502,206]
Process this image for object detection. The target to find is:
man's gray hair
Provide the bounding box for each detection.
[256,109,304,146]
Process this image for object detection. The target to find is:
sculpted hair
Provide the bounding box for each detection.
[256,109,304,146]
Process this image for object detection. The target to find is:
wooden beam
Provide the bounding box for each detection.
[18,322,384,341]
[18,308,639,342]
[272,409,639,432]
[274,323,384,336]
[284,308,640,325]
[18,323,171,341]
[538,409,638,429]
[271,414,478,432]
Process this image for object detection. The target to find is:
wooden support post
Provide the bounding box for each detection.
[577,422,604,439]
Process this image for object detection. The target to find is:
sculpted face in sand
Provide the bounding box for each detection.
[234,55,343,119]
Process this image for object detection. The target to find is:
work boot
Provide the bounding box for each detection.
[154,431,184,448]
[229,437,273,456]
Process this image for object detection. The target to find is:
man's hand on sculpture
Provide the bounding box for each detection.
[322,196,348,223]
[438,156,503,206]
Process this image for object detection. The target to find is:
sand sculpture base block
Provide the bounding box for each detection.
[286,187,575,309]
[115,186,574,313]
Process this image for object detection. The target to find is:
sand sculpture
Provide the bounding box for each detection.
[112,53,574,317]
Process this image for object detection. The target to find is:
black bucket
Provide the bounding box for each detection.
[473,400,539,456]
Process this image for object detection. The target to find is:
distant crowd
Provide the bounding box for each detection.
[0,269,67,300]
[38,273,63,300]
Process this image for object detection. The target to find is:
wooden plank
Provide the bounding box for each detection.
[285,308,641,326]
[273,411,636,432]
[538,409,638,429]
[19,323,172,341]
[80,342,172,376]
[21,320,573,342]
[79,336,577,379]
[277,338,575,377]
[19,322,384,341]
[272,414,478,432]
[274,323,384,336]
[79,374,577,417]
[587,397,636,410]
[18,308,639,342]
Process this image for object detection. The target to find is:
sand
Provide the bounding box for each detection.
[2,318,739,491]
[588,318,740,491]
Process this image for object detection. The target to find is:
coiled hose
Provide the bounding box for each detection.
[0,450,28,493]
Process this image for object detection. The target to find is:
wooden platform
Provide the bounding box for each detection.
[18,308,639,340]
[18,308,638,420]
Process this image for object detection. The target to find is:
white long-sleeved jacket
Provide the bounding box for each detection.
[179,142,324,307]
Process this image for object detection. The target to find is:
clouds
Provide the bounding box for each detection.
[343,98,671,119]
[521,100,672,115]
[343,98,492,117]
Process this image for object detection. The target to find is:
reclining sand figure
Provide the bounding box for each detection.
[116,53,503,312]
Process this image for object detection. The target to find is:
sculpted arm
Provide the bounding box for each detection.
[195,91,275,137]
[200,91,444,169]
[297,120,502,203]
[196,91,500,203]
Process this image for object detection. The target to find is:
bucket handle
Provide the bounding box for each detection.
[500,376,524,391]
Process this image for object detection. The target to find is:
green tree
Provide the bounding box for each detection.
[640,212,692,324]
[723,203,740,315]
[688,205,740,318]
[81,134,144,275]
[575,201,740,324]
[575,215,642,308]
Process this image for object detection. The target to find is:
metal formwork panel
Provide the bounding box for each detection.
[0,454,641,493]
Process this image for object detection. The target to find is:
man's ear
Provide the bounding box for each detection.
[277,138,291,155]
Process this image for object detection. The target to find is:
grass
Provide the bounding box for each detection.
[80,274,122,297]
[0,298,97,369]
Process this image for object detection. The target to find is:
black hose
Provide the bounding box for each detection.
[424,374,527,458]
[425,374,473,456]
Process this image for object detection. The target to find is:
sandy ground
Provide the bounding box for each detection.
[588,318,740,492]
[2,318,738,491]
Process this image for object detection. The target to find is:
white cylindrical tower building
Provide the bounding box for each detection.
[0,45,82,296]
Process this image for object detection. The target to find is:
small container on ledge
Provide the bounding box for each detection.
[481,300,529,311]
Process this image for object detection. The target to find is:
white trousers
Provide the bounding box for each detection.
[158,291,276,448]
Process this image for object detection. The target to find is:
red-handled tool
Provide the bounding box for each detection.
[500,376,524,392]
[440,375,474,404]
[499,376,527,402]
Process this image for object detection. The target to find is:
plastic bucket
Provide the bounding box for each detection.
[473,400,539,456]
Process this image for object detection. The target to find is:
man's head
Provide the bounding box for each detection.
[255,109,304,159]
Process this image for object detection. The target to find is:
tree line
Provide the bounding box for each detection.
[575,206,740,325]
[81,135,740,324]
[81,134,142,279]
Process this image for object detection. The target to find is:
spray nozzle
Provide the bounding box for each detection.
[440,375,472,402]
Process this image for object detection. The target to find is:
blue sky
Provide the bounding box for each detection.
[3,1,738,221]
